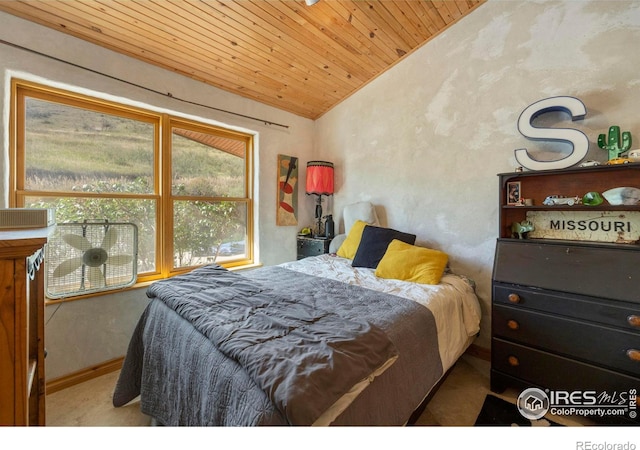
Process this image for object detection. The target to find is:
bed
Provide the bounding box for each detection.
[112,249,481,426]
[113,201,480,425]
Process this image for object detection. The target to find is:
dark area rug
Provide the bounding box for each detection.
[474,394,560,426]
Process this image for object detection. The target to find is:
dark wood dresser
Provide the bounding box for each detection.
[491,165,640,424]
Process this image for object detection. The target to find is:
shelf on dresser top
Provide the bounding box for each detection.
[502,205,640,211]
[496,236,640,250]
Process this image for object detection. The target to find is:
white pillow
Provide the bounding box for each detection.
[329,234,346,254]
[343,201,379,235]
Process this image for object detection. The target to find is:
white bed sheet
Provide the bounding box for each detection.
[278,254,482,372]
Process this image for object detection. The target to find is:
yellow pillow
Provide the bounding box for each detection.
[375,239,448,285]
[336,220,368,259]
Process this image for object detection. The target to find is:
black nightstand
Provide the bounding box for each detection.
[296,236,332,260]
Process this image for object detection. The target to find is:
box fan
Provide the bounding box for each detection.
[46,221,138,299]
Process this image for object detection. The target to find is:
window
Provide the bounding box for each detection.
[11,80,253,294]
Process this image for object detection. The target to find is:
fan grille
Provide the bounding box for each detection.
[46,222,138,299]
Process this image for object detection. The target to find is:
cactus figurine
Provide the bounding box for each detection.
[598,125,632,161]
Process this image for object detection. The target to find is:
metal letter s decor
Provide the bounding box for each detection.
[514,96,589,171]
[277,154,298,226]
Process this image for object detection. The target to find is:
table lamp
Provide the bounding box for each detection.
[305,161,334,237]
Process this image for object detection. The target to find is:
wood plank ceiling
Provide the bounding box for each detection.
[0,0,485,120]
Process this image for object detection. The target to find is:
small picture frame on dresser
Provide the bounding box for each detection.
[507,181,521,206]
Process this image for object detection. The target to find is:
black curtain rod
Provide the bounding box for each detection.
[0,38,290,129]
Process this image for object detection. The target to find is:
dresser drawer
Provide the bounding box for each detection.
[493,283,640,332]
[493,304,640,376]
[492,338,640,392]
[493,239,640,303]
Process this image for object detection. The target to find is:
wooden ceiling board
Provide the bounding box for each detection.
[250,1,372,83]
[0,0,486,119]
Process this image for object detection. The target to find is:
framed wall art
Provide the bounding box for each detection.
[277,154,298,226]
[507,181,521,206]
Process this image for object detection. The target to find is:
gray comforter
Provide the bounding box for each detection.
[113,264,443,426]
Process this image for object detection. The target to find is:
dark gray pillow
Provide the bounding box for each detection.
[352,225,416,269]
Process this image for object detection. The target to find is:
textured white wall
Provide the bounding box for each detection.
[317,0,640,349]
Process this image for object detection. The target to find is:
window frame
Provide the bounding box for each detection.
[10,79,254,299]
[163,115,255,274]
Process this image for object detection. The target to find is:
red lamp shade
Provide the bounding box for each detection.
[306,161,334,196]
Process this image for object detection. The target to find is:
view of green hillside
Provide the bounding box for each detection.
[24,98,244,197]
[22,97,248,272]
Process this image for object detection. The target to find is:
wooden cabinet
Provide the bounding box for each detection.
[0,227,52,426]
[492,166,640,424]
[296,236,332,260]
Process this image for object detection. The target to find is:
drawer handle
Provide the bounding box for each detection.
[627,349,640,362]
[508,355,519,367]
[508,293,520,304]
[628,315,640,328]
[507,320,519,330]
